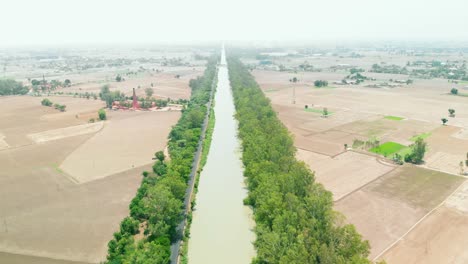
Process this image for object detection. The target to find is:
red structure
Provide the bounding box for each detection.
[132,88,139,109]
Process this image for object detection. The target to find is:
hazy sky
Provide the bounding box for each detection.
[1,0,467,47]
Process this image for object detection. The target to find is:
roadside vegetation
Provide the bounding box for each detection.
[228,57,371,263]
[104,57,217,264]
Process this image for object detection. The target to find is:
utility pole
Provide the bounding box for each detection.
[292,85,296,104]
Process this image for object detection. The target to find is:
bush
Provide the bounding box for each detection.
[314,80,328,87]
[98,109,107,120]
[451,88,458,95]
[41,98,53,106]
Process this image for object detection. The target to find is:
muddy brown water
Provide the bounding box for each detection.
[187,49,255,263]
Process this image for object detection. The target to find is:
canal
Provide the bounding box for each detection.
[187,48,255,263]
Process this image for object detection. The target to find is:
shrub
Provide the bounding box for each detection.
[314,80,328,87]
[98,109,107,120]
[41,98,53,106]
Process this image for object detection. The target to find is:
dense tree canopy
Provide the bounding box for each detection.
[0,79,28,96]
[228,56,370,264]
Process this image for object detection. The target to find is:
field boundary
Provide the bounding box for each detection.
[372,176,467,261]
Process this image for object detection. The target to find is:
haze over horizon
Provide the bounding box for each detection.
[1,0,468,47]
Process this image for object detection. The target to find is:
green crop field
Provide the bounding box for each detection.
[370,141,407,156]
[410,132,432,141]
[384,115,404,121]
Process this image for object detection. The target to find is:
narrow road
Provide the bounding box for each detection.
[169,55,218,264]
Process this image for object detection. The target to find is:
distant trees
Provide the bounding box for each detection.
[451,88,458,95]
[100,84,124,109]
[449,108,455,117]
[98,109,107,120]
[314,80,328,87]
[0,79,28,96]
[404,138,427,164]
[115,75,123,82]
[145,87,154,98]
[350,68,365,74]
[290,77,298,83]
[441,118,448,125]
[64,79,71,87]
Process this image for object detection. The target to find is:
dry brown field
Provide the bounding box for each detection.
[254,68,468,263]
[0,65,194,262]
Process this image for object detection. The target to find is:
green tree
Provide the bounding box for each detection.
[41,98,53,106]
[98,109,107,120]
[449,108,455,117]
[155,151,165,162]
[145,87,154,97]
[323,107,329,117]
[451,88,458,95]
[152,160,167,176]
[441,118,448,125]
[120,217,139,235]
[64,79,71,87]
[116,75,122,82]
[314,80,328,87]
[404,138,427,164]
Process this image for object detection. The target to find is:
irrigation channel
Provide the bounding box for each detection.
[186,48,255,263]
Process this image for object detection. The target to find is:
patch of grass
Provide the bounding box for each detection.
[264,89,279,93]
[384,115,404,121]
[304,107,333,115]
[53,164,64,174]
[369,141,407,157]
[410,132,431,141]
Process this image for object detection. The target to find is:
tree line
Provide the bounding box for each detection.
[0,79,29,96]
[105,57,217,264]
[227,56,371,263]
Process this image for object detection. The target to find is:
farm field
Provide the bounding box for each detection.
[253,65,468,263]
[0,48,201,263]
[0,95,182,263]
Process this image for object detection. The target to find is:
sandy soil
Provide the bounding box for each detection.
[335,166,464,258]
[66,67,202,100]
[446,180,468,213]
[254,70,468,127]
[335,189,427,258]
[0,96,104,147]
[60,110,180,183]
[297,150,395,200]
[424,125,468,174]
[380,206,468,264]
[28,122,104,143]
